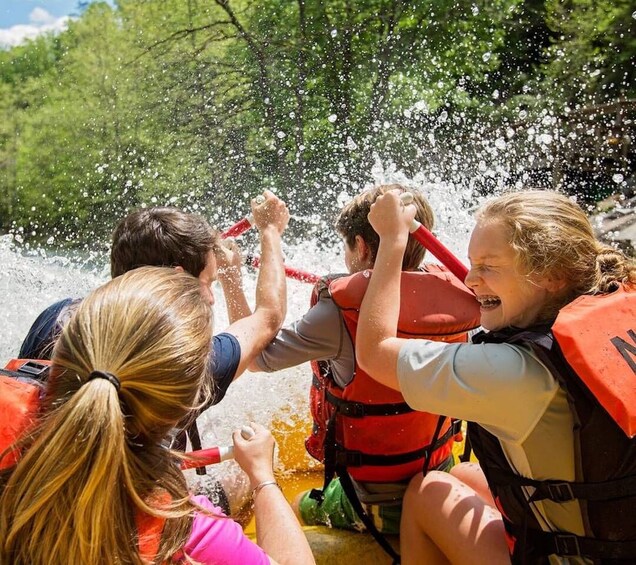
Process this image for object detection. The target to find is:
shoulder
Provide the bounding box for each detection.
[207,333,241,402]
[19,297,79,360]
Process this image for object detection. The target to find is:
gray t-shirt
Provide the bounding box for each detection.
[256,290,354,388]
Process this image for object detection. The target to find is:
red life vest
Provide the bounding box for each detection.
[0,359,49,470]
[552,282,636,437]
[0,359,169,562]
[306,265,481,483]
[469,283,636,562]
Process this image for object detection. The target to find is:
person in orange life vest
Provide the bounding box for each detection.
[18,195,289,514]
[250,184,480,535]
[356,190,636,565]
[0,267,315,565]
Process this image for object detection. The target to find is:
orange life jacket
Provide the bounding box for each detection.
[551,282,636,436]
[0,359,168,563]
[0,359,49,470]
[306,265,481,483]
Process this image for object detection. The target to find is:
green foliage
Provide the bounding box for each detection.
[0,0,633,247]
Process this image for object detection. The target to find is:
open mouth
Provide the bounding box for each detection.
[477,295,501,310]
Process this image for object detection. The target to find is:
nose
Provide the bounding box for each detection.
[464,266,479,290]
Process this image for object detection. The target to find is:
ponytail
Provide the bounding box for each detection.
[0,267,212,564]
[1,380,139,563]
[592,243,636,294]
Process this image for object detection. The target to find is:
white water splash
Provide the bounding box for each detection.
[0,172,477,498]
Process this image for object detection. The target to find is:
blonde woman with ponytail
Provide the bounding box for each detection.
[0,267,314,565]
[356,189,636,564]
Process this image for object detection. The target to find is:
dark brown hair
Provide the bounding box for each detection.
[110,207,219,278]
[335,184,435,270]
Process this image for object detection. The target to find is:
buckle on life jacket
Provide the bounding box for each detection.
[554,534,581,557]
[336,449,364,467]
[545,482,575,503]
[338,402,366,418]
[17,361,50,377]
[308,488,325,504]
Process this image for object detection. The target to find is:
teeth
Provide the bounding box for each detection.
[478,296,500,307]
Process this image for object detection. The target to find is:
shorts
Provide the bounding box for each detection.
[298,457,454,535]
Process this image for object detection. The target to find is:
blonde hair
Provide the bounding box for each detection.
[477,190,636,315]
[335,184,435,270]
[0,267,213,565]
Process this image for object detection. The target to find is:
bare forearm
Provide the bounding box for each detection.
[255,226,287,328]
[254,486,315,565]
[219,271,252,323]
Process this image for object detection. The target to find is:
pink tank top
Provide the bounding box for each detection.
[182,495,269,565]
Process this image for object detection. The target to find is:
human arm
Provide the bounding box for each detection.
[233,422,315,565]
[215,238,252,324]
[224,191,289,379]
[249,295,353,386]
[356,190,416,390]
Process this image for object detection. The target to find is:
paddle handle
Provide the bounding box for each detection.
[181,446,233,469]
[220,195,266,239]
[399,193,469,283]
[180,426,256,469]
[221,216,254,239]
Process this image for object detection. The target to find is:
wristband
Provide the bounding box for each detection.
[251,480,280,501]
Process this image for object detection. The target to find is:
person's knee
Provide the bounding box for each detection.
[450,461,480,478]
[404,470,450,515]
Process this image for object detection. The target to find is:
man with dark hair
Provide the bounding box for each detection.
[20,190,289,407]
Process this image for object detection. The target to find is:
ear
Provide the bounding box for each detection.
[541,275,567,293]
[174,265,185,273]
[354,235,373,268]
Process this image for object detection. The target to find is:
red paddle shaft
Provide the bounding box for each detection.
[180,425,256,470]
[221,216,253,239]
[399,193,469,283]
[220,197,321,285]
[181,446,232,469]
[246,254,320,284]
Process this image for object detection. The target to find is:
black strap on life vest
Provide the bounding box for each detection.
[0,360,50,383]
[487,467,636,503]
[505,518,636,560]
[459,432,472,463]
[332,416,460,469]
[422,415,446,476]
[186,421,206,476]
[324,388,415,417]
[338,468,401,564]
[309,412,338,504]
